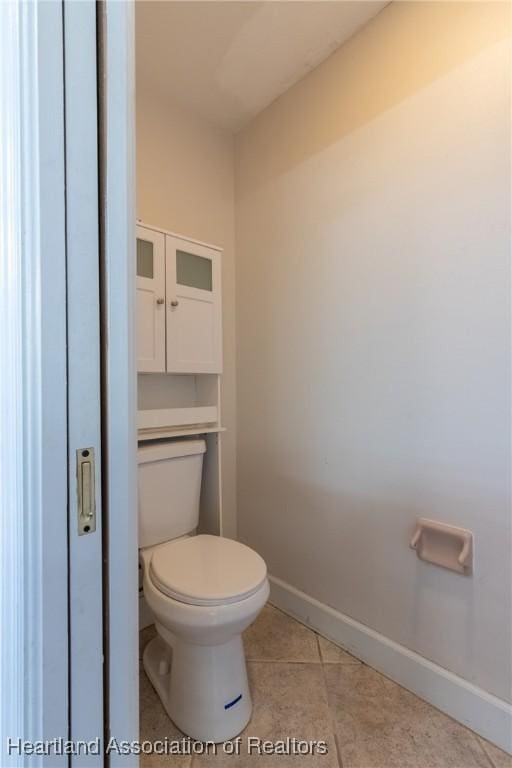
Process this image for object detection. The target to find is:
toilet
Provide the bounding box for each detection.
[138,438,269,743]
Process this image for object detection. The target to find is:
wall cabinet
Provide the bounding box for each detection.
[137,223,224,629]
[136,224,222,374]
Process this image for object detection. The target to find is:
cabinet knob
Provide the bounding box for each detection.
[156,298,164,305]
[170,300,179,307]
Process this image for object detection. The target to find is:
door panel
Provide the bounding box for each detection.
[174,296,217,363]
[63,1,103,764]
[137,290,158,360]
[166,235,222,373]
[136,226,165,372]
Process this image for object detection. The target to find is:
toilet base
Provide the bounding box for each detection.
[143,632,252,743]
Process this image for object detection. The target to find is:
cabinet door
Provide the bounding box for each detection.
[136,226,165,372]
[166,235,222,373]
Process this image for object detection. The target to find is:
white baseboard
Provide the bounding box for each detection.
[269,575,512,755]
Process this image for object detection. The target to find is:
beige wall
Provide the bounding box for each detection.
[235,1,511,701]
[137,91,237,537]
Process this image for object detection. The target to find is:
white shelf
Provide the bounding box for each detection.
[138,425,225,442]
[137,406,217,431]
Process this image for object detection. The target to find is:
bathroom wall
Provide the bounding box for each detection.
[235,1,511,702]
[137,90,237,537]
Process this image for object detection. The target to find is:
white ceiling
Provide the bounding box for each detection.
[136,1,388,133]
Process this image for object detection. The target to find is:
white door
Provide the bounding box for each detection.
[1,2,71,761]
[137,226,166,372]
[64,1,104,763]
[166,235,222,373]
[2,3,138,765]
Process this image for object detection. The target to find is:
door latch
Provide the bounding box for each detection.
[76,447,96,535]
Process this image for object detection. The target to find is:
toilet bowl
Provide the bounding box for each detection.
[140,535,269,742]
[138,439,269,742]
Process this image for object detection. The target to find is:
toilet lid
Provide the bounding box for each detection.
[149,535,268,606]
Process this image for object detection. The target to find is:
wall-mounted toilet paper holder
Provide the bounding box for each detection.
[410,518,473,575]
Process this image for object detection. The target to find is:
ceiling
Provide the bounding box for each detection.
[136,1,388,133]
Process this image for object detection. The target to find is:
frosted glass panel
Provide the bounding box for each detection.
[137,239,154,278]
[176,250,212,291]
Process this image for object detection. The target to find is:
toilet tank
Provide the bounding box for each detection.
[138,438,206,548]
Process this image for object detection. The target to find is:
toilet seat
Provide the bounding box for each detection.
[149,534,267,606]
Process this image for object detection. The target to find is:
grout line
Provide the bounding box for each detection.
[246,658,322,664]
[476,737,499,768]
[316,632,344,768]
[246,657,361,665]
[268,603,363,665]
[316,631,324,664]
[316,632,324,664]
[333,733,345,768]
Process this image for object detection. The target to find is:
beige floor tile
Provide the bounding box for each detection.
[192,662,339,768]
[244,604,320,663]
[317,635,361,665]
[139,617,499,768]
[324,664,490,768]
[139,626,192,768]
[478,738,512,768]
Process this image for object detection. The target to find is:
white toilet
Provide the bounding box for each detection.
[138,438,269,743]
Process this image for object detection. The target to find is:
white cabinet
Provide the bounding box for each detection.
[165,235,222,374]
[136,226,166,372]
[136,223,222,374]
[136,225,224,537]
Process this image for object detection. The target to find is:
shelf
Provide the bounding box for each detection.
[137,406,217,431]
[138,425,226,442]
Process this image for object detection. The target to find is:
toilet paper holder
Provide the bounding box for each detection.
[410,518,473,575]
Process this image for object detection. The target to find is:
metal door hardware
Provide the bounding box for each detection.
[76,447,96,535]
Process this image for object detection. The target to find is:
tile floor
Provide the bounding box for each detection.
[139,604,511,768]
